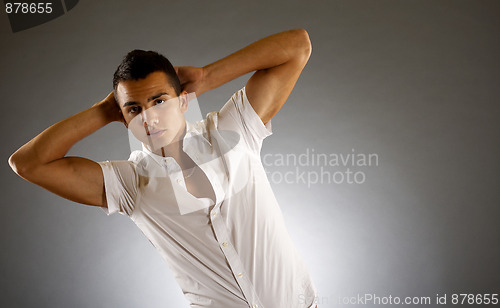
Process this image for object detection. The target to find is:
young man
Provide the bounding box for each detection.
[9,29,317,308]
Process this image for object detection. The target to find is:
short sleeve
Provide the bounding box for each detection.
[218,87,273,154]
[97,160,138,216]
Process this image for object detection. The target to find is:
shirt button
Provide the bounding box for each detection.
[237,272,243,278]
[177,179,182,184]
[253,305,258,308]
[211,211,217,217]
[222,242,228,247]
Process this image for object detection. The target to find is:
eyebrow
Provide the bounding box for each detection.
[122,92,169,107]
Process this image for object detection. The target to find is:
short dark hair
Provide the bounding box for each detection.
[112,50,181,95]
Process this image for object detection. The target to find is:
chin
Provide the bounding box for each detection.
[148,135,177,151]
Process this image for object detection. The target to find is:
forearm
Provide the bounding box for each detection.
[201,29,311,93]
[9,102,115,174]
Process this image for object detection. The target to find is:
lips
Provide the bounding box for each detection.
[147,129,166,137]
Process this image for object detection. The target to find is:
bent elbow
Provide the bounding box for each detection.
[299,29,312,57]
[9,153,23,176]
[8,152,31,178]
[290,28,312,61]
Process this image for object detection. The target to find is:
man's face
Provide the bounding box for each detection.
[115,71,188,153]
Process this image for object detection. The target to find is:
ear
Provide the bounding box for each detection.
[179,90,189,113]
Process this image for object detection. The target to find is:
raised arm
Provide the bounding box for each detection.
[177,29,312,124]
[8,92,124,207]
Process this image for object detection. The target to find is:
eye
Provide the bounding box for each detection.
[155,99,165,105]
[129,106,141,114]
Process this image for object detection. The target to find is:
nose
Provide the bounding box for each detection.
[140,105,160,128]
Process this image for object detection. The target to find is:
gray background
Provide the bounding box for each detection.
[1,0,499,307]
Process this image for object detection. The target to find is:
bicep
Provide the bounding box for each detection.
[24,157,107,208]
[245,49,310,124]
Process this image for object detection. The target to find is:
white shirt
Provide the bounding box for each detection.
[98,87,317,308]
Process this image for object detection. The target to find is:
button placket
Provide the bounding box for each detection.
[164,157,187,190]
[209,207,263,308]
